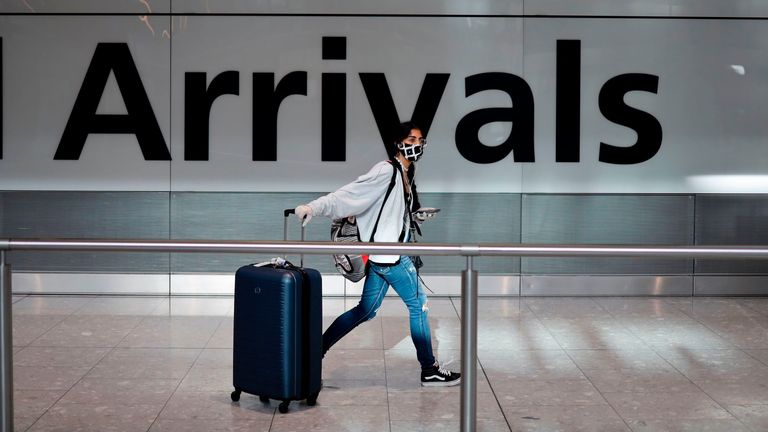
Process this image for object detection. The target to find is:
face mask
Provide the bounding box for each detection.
[396,142,424,162]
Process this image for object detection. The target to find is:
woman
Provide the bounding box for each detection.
[294,121,460,387]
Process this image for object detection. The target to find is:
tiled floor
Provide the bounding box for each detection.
[8,295,768,431]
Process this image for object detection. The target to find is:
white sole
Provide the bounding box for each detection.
[421,378,462,387]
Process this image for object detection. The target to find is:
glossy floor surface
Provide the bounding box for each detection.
[9,295,768,431]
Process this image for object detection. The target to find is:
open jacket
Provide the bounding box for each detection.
[306,160,416,264]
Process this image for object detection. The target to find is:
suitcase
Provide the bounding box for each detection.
[230,210,322,413]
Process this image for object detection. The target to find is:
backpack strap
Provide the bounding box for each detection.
[367,161,399,242]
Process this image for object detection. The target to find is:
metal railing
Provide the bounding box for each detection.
[2,239,768,432]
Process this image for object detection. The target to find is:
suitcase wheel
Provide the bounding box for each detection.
[230,390,241,402]
[307,393,318,406]
[278,401,290,413]
[259,395,270,404]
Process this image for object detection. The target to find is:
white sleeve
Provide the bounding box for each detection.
[306,162,393,220]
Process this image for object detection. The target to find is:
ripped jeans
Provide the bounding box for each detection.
[322,256,435,368]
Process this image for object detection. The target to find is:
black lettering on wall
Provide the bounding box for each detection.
[455,72,534,164]
[556,40,581,162]
[184,71,239,161]
[359,73,449,154]
[322,73,346,161]
[252,71,307,161]
[321,36,348,161]
[55,43,169,160]
[598,73,662,164]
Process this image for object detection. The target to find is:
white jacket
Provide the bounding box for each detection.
[307,160,413,264]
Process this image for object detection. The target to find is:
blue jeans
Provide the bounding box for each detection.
[322,256,436,368]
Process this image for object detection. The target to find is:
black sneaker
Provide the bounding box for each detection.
[421,362,461,387]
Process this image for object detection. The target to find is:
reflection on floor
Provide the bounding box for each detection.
[9,295,768,431]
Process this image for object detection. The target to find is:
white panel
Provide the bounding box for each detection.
[170,16,523,193]
[0,0,170,13]
[694,276,768,296]
[523,0,669,16]
[669,0,768,17]
[173,0,522,15]
[170,273,345,295]
[0,16,171,190]
[12,273,170,294]
[521,18,768,193]
[522,275,693,296]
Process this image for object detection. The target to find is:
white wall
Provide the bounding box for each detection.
[1,2,767,193]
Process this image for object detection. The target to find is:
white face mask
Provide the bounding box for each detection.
[396,142,425,162]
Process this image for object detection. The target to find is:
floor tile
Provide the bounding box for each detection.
[566,349,670,370]
[322,349,385,380]
[86,348,200,379]
[594,298,691,319]
[9,294,768,432]
[540,317,647,350]
[388,390,505,422]
[72,297,165,316]
[480,349,585,380]
[603,391,733,421]
[582,367,700,393]
[150,297,233,316]
[269,405,390,432]
[476,297,536,319]
[205,318,233,348]
[524,298,612,319]
[13,366,91,391]
[626,418,751,432]
[692,379,768,405]
[696,316,768,349]
[57,378,180,405]
[12,296,94,315]
[175,366,232,394]
[477,318,561,350]
[317,379,388,406]
[12,315,67,346]
[725,404,768,432]
[194,348,233,368]
[674,298,765,319]
[501,405,630,432]
[494,378,607,407]
[158,391,274,420]
[390,419,511,432]
[118,316,222,348]
[13,347,110,368]
[30,315,143,348]
[745,349,768,365]
[13,389,68,418]
[28,403,161,432]
[14,416,37,432]
[148,418,272,432]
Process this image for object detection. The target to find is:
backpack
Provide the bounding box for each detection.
[331,161,398,282]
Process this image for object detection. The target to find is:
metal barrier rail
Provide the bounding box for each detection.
[2,239,768,432]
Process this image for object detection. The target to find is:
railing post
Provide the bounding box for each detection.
[1,250,13,432]
[461,255,478,432]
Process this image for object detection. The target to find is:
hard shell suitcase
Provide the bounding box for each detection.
[230,210,322,413]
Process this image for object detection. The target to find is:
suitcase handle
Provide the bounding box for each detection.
[283,208,305,267]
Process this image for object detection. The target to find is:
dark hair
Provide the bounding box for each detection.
[387,121,423,158]
[393,121,422,143]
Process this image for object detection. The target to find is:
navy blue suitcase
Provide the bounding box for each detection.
[230,240,323,412]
